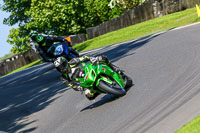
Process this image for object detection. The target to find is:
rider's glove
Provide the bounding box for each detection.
[90,57,97,65]
[97,55,109,63]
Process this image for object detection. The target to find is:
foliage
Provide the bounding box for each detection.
[84,0,122,27]
[25,0,122,35]
[7,26,30,53]
[1,0,31,26]
[1,0,32,54]
[25,0,84,35]
[108,0,145,10]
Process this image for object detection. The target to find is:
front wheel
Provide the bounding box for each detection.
[98,81,126,96]
[125,75,133,89]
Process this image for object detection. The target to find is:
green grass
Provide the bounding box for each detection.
[175,115,200,133]
[1,59,43,77]
[74,8,200,52]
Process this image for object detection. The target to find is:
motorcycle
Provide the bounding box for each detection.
[48,42,79,61]
[76,61,133,97]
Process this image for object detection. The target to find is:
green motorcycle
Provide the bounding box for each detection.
[76,61,133,97]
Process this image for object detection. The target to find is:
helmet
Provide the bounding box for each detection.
[54,57,69,73]
[36,35,44,43]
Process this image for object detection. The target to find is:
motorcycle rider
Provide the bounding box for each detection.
[54,55,121,100]
[29,30,78,62]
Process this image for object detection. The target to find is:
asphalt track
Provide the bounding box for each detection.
[1,23,200,133]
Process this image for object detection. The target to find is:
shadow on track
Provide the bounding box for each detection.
[86,33,163,63]
[0,64,69,133]
[81,83,134,112]
[80,94,119,112]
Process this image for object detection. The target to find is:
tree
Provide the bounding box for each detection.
[7,26,30,53]
[84,0,122,27]
[1,0,31,54]
[108,0,145,10]
[24,0,86,35]
[1,0,31,26]
[25,0,121,35]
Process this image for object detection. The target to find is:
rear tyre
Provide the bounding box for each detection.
[98,81,126,96]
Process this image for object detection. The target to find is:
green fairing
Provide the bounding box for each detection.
[77,62,127,94]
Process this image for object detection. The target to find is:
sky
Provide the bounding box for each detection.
[0,0,18,57]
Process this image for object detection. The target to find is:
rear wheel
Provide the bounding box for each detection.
[98,81,126,96]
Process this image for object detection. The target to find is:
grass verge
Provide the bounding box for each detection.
[175,115,200,133]
[74,8,200,52]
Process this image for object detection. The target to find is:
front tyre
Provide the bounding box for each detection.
[98,81,126,96]
[125,75,133,89]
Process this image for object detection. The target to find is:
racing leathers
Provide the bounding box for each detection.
[60,55,120,100]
